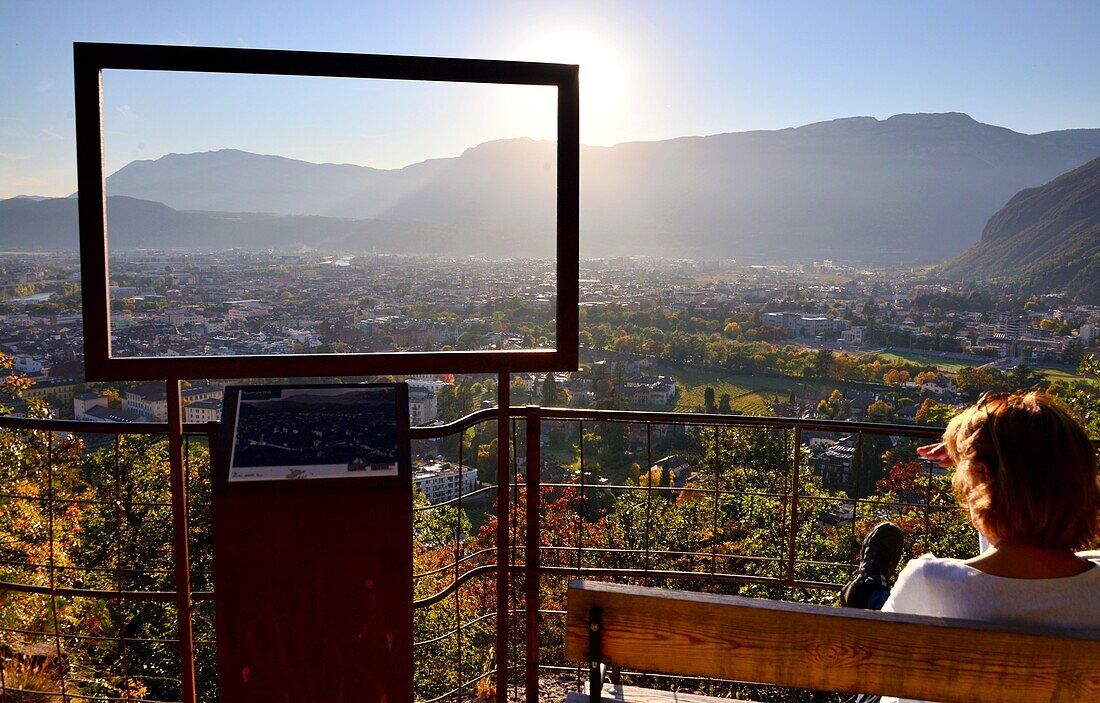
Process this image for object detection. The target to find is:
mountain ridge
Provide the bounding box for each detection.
[0,195,500,255]
[5,113,1100,262]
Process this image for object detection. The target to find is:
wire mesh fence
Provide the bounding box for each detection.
[0,417,214,702]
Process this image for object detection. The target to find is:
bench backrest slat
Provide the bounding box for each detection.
[565,580,1100,703]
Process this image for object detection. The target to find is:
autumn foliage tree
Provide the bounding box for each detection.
[915,398,956,426]
[883,368,910,386]
[1049,354,1100,438]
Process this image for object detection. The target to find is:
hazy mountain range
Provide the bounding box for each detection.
[945,155,1100,303]
[2,112,1099,264]
[0,195,458,253]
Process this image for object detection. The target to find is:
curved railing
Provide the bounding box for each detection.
[406,407,952,703]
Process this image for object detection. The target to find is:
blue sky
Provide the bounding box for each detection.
[2,0,1099,198]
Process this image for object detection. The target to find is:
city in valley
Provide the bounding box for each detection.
[2,250,1097,506]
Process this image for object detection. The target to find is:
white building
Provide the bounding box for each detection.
[841,325,865,345]
[226,300,270,323]
[919,375,956,396]
[124,382,222,421]
[763,312,846,338]
[73,391,108,419]
[167,306,204,327]
[413,462,478,504]
[407,377,449,394]
[620,376,679,405]
[1080,323,1097,347]
[11,355,46,375]
[185,397,222,423]
[409,390,438,425]
[123,382,169,420]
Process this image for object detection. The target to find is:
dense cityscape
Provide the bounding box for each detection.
[3,250,1097,504]
[3,251,1095,419]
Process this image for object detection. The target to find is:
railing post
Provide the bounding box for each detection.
[525,405,541,703]
[643,423,653,573]
[852,431,865,556]
[456,423,466,703]
[786,425,802,585]
[45,431,69,700]
[166,379,197,703]
[496,374,511,703]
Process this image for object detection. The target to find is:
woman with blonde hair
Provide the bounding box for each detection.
[896,391,1099,615]
[842,391,1099,703]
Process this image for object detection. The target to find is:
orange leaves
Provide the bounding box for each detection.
[883,368,911,386]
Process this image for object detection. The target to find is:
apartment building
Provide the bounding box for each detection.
[413,462,478,504]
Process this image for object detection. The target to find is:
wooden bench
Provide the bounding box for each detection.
[565,580,1100,703]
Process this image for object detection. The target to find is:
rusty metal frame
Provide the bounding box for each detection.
[74,42,580,381]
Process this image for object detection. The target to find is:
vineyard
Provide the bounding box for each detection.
[671,369,824,415]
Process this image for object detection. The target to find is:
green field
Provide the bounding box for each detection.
[1038,366,1091,384]
[663,367,824,416]
[874,351,978,372]
[655,354,1091,419]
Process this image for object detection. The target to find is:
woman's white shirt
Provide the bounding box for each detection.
[878,551,1100,703]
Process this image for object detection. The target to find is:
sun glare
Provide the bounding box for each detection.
[503,28,630,146]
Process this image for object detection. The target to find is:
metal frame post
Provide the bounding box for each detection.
[167,379,197,703]
[524,406,541,703]
[496,374,511,703]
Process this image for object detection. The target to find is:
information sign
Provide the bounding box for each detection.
[228,386,402,482]
[213,383,413,703]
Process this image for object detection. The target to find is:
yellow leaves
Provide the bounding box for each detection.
[638,466,661,487]
[675,486,706,505]
[12,477,41,496]
[123,678,150,700]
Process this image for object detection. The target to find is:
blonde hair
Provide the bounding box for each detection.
[945,391,1099,550]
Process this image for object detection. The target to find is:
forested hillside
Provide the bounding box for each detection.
[944,156,1100,303]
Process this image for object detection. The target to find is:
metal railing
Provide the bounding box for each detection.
[409,408,959,703]
[0,415,217,702]
[1,407,970,702]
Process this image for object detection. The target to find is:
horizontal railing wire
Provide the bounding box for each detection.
[497,408,974,698]
[0,417,215,703]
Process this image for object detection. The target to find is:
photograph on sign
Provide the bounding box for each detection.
[228,385,400,481]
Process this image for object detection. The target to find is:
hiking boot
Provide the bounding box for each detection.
[839,521,904,609]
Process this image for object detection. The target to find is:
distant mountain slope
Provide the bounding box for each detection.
[99,113,1100,262]
[107,149,391,217]
[943,156,1100,303]
[0,196,485,254]
[107,140,557,245]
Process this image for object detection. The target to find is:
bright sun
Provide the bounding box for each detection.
[502,29,629,146]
